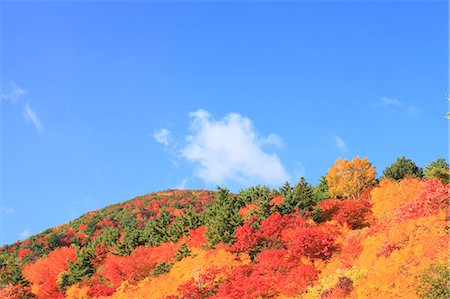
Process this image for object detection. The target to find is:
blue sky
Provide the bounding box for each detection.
[1,1,448,245]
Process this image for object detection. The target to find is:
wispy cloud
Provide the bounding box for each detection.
[374,97,420,117]
[379,97,402,107]
[0,206,17,215]
[153,128,171,146]
[19,228,31,239]
[1,81,27,102]
[176,179,188,190]
[180,109,290,186]
[261,133,284,148]
[23,103,44,133]
[332,135,348,153]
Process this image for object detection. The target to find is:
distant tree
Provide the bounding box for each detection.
[383,156,423,181]
[278,178,316,214]
[152,261,173,276]
[293,177,316,213]
[326,157,376,200]
[237,185,272,220]
[174,243,191,261]
[313,176,331,202]
[416,263,450,299]
[424,158,449,183]
[0,256,28,286]
[205,187,243,246]
[58,246,95,290]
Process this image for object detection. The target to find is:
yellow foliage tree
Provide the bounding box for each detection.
[371,177,424,220]
[65,284,90,299]
[353,212,448,299]
[108,248,241,299]
[326,157,376,200]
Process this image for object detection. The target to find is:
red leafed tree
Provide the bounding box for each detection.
[319,199,373,229]
[254,249,297,274]
[102,243,176,286]
[258,212,298,249]
[22,247,76,299]
[214,266,277,299]
[395,178,449,221]
[280,264,319,296]
[17,248,31,259]
[282,226,336,260]
[186,226,207,248]
[230,224,258,253]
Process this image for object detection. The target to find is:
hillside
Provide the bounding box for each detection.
[0,158,449,299]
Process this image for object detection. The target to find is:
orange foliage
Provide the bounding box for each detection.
[102,243,176,287]
[371,177,424,219]
[270,195,284,206]
[22,247,76,299]
[239,203,259,219]
[109,248,240,298]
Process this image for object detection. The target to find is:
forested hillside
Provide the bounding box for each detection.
[1,157,448,299]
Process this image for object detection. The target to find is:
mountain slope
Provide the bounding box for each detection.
[0,178,448,299]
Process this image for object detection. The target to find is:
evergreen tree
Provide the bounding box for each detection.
[313,176,331,202]
[424,158,449,183]
[205,187,243,246]
[0,256,28,285]
[58,246,95,290]
[174,243,192,261]
[293,177,316,213]
[383,156,423,181]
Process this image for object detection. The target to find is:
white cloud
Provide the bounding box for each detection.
[153,128,171,146]
[176,179,188,190]
[1,82,27,102]
[0,206,16,215]
[181,109,290,186]
[19,228,31,239]
[261,133,283,148]
[332,135,348,153]
[379,97,402,107]
[375,97,420,117]
[23,103,44,133]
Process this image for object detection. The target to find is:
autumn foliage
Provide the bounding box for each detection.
[22,247,76,298]
[326,157,376,199]
[0,160,448,299]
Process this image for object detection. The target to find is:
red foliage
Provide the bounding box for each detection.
[339,237,362,266]
[214,266,277,299]
[91,246,107,267]
[255,249,297,273]
[319,199,372,229]
[258,212,296,248]
[186,226,207,249]
[22,247,76,299]
[282,226,336,260]
[395,178,449,221]
[78,223,87,231]
[17,248,31,259]
[280,264,319,296]
[230,224,258,253]
[87,284,116,297]
[102,243,176,286]
[215,249,318,298]
[0,283,34,299]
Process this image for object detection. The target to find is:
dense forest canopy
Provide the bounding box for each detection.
[0,156,448,299]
